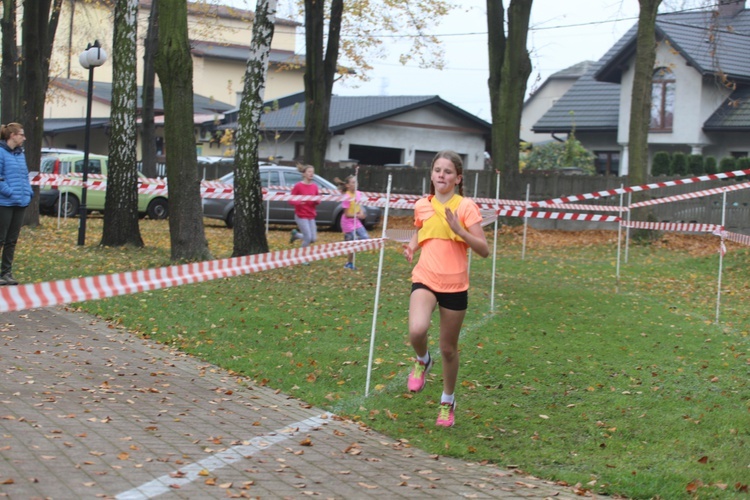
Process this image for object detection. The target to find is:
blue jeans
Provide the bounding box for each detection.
[344,226,369,241]
[294,216,317,248]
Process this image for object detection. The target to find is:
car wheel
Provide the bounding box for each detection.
[332,212,343,232]
[147,198,168,219]
[56,194,80,218]
[226,209,234,229]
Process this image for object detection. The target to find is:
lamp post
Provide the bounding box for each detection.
[77,40,108,246]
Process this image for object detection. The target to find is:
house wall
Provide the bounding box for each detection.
[521,78,577,145]
[192,57,304,106]
[617,41,710,144]
[257,132,300,163]
[48,1,302,104]
[332,107,487,170]
[44,91,113,119]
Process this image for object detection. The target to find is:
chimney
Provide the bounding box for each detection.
[718,0,745,17]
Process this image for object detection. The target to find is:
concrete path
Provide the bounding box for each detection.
[0,307,580,499]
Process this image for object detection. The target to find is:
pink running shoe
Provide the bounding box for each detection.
[407,356,433,392]
[436,401,455,427]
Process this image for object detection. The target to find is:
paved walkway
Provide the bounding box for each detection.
[0,307,579,499]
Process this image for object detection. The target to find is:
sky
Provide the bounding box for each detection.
[221,0,706,122]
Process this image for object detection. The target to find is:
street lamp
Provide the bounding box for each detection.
[77,40,108,246]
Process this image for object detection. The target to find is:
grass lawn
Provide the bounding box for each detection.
[15,215,750,499]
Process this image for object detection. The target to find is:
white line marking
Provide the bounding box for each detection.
[115,414,330,500]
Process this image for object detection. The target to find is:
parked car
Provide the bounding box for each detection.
[38,153,169,219]
[202,165,382,230]
[41,147,84,156]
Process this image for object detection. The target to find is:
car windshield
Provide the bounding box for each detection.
[283,171,336,190]
[40,157,58,174]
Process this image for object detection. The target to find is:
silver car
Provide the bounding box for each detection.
[202,165,382,230]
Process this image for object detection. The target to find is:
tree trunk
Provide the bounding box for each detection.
[497,0,532,180]
[233,0,277,257]
[303,0,342,167]
[140,0,159,179]
[154,0,211,262]
[1,0,19,123]
[20,0,63,228]
[487,0,506,179]
[628,0,662,192]
[102,0,144,247]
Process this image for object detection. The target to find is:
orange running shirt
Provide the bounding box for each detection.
[411,195,483,293]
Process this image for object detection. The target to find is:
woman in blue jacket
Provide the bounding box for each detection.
[0,123,33,285]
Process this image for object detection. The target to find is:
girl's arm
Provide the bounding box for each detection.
[288,183,300,206]
[445,208,489,258]
[402,231,420,263]
[311,185,321,207]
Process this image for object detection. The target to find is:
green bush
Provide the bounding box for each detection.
[651,151,671,176]
[736,156,750,172]
[670,152,689,176]
[705,156,718,174]
[524,141,565,170]
[688,154,704,176]
[719,156,736,173]
[524,133,595,174]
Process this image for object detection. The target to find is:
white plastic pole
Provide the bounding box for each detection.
[625,192,632,263]
[265,198,270,234]
[615,184,624,291]
[715,191,727,324]
[352,165,361,268]
[521,183,530,260]
[490,171,500,312]
[365,174,393,396]
[57,191,70,229]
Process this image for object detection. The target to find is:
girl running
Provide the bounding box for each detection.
[402,150,489,427]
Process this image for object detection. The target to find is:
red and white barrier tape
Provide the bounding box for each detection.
[384,213,498,243]
[528,168,750,207]
[621,221,720,233]
[384,229,417,243]
[720,230,750,247]
[629,181,750,208]
[481,201,625,212]
[497,209,621,222]
[0,238,384,313]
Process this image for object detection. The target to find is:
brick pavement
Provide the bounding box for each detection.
[0,307,579,499]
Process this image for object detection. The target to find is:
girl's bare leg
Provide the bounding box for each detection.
[408,288,437,358]
[437,307,466,396]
